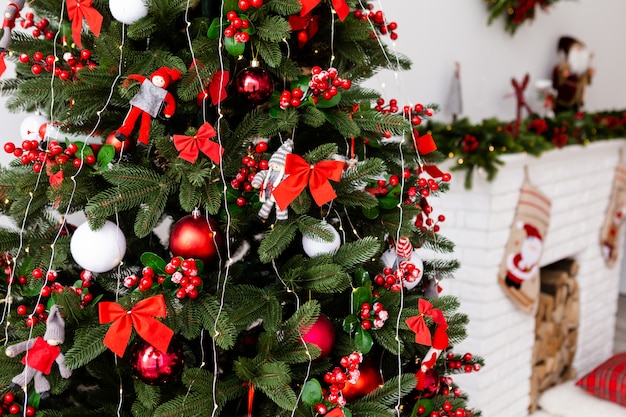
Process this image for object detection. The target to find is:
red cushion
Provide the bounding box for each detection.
[576,352,626,406]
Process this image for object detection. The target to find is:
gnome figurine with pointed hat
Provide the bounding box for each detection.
[251,139,294,221]
[6,305,72,399]
[115,66,182,145]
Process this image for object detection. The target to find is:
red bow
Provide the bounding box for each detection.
[66,0,103,48]
[173,122,223,164]
[405,298,448,349]
[272,154,344,210]
[299,0,350,22]
[209,70,229,105]
[99,294,174,357]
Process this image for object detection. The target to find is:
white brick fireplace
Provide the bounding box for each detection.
[437,140,625,417]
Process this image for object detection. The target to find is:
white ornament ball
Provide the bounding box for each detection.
[20,114,48,141]
[109,0,148,25]
[380,248,424,290]
[70,220,127,273]
[302,222,341,257]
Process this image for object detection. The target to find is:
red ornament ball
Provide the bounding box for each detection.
[342,360,383,402]
[301,314,335,359]
[169,212,223,265]
[105,131,133,154]
[129,338,185,385]
[234,65,273,105]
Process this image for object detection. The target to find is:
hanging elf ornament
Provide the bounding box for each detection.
[234,60,273,106]
[0,0,25,76]
[114,67,182,145]
[251,139,294,221]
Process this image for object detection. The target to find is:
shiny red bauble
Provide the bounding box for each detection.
[234,65,273,105]
[341,360,383,402]
[301,314,335,359]
[105,131,133,154]
[169,212,223,265]
[129,338,185,385]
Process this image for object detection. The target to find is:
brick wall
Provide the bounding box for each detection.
[435,140,625,417]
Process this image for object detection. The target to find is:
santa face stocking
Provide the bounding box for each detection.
[600,162,626,267]
[498,177,552,314]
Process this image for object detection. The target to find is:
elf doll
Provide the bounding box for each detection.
[0,0,25,52]
[115,67,182,145]
[5,305,72,399]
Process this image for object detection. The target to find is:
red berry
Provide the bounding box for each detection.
[238,0,249,10]
[255,141,268,153]
[414,103,424,113]
[361,320,372,330]
[388,174,399,186]
[463,352,473,362]
[226,11,238,21]
[25,316,37,327]
[32,28,41,37]
[250,0,262,6]
[25,406,36,417]
[35,303,45,314]
[473,363,481,371]
[8,404,20,415]
[31,64,43,75]
[3,142,15,153]
[32,267,43,278]
[85,154,96,164]
[443,401,453,412]
[175,288,186,299]
[33,51,43,61]
[315,403,327,415]
[17,305,28,315]
[40,286,52,297]
[236,197,246,207]
[19,53,29,63]
[464,364,473,373]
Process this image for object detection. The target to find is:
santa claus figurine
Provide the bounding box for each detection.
[115,67,182,145]
[6,305,72,399]
[552,36,595,114]
[504,223,543,290]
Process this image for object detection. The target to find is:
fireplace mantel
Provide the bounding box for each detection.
[436,140,626,417]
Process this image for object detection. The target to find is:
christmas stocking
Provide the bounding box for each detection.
[600,161,626,267]
[498,176,551,315]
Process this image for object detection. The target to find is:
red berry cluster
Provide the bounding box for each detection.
[353,5,398,40]
[438,376,463,398]
[358,301,388,330]
[125,257,202,299]
[527,118,548,135]
[279,67,351,109]
[551,126,568,148]
[19,49,96,79]
[374,263,420,292]
[230,141,269,207]
[1,393,36,416]
[224,11,251,42]
[446,352,481,374]
[461,135,479,153]
[3,140,97,173]
[16,302,48,327]
[237,0,263,11]
[420,402,473,417]
[20,12,53,41]
[317,352,363,411]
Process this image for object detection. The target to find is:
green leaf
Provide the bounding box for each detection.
[316,92,341,108]
[354,268,370,287]
[342,314,359,334]
[140,252,167,274]
[225,36,246,56]
[301,379,323,406]
[353,286,372,312]
[354,327,373,354]
[207,17,227,39]
[96,144,115,170]
[411,399,433,417]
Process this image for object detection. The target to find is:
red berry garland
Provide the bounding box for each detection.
[353,4,399,40]
[125,256,202,299]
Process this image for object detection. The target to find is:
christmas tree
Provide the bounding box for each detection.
[0,0,483,416]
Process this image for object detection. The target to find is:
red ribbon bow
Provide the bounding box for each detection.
[299,0,350,22]
[66,0,103,49]
[405,298,449,349]
[173,122,224,164]
[272,154,344,210]
[99,294,174,357]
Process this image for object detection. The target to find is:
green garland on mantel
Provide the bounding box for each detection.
[420,110,626,188]
[486,0,565,34]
